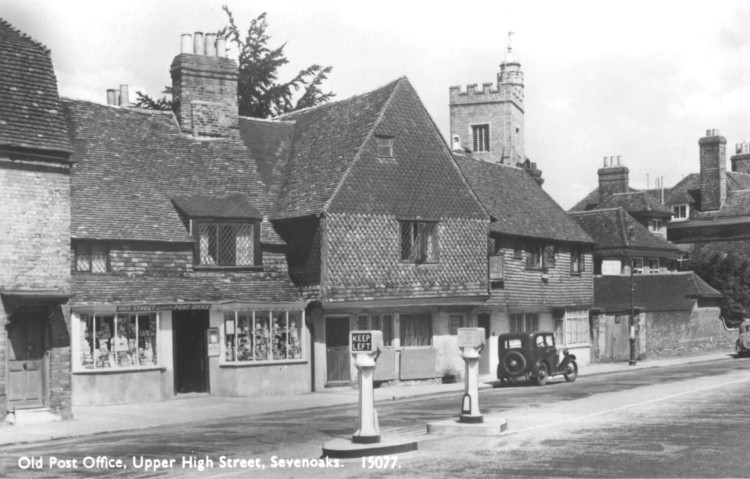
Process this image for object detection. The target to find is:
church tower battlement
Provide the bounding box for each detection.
[449,32,525,165]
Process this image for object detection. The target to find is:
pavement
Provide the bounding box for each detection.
[0,351,734,447]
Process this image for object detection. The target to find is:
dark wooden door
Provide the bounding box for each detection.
[7,313,46,408]
[325,316,350,385]
[477,313,491,375]
[174,310,209,393]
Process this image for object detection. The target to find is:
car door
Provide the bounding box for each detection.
[543,334,558,372]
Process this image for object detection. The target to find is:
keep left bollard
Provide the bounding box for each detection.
[322,330,419,458]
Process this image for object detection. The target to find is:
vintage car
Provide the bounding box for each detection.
[497,331,578,386]
[736,320,750,357]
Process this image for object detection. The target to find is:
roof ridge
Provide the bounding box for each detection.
[275,77,405,120]
[0,18,50,53]
[322,78,405,213]
[62,97,176,117]
[568,207,622,215]
[239,116,296,125]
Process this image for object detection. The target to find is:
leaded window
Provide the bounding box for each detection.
[400,220,439,263]
[74,242,108,273]
[196,221,258,267]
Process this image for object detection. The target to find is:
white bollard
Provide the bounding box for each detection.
[350,330,383,444]
[458,328,486,423]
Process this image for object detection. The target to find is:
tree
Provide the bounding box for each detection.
[135,5,334,117]
[690,247,750,328]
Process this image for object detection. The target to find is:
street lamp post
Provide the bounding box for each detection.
[627,225,637,366]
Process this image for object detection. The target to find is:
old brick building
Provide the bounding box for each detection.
[62,34,308,406]
[0,20,73,417]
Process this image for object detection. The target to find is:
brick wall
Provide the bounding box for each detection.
[324,214,488,302]
[49,306,71,417]
[0,159,70,290]
[488,237,594,310]
[0,157,71,417]
[699,133,727,212]
[170,53,238,138]
[643,306,735,358]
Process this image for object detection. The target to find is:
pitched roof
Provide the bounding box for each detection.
[171,194,261,219]
[594,272,721,313]
[71,274,302,305]
[243,78,485,220]
[599,191,673,216]
[569,207,683,258]
[456,156,593,243]
[267,78,401,218]
[0,18,71,155]
[62,99,273,242]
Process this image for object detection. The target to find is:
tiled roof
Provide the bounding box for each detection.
[238,117,295,205]
[0,18,71,155]
[63,99,273,243]
[599,191,673,216]
[268,78,400,218]
[171,194,261,219]
[71,274,302,305]
[569,208,683,258]
[325,79,486,219]
[594,272,721,313]
[457,157,593,243]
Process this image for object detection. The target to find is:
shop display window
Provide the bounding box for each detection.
[224,310,302,363]
[78,313,158,370]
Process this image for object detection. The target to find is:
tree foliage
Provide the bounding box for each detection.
[134,6,334,118]
[691,248,750,328]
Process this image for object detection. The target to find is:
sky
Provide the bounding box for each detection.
[6,0,750,209]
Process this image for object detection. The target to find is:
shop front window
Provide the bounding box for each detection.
[78,313,158,370]
[224,310,303,363]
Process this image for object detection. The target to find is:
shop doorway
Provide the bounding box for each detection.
[7,311,48,408]
[173,310,209,394]
[325,316,350,385]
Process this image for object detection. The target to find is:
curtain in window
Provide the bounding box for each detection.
[400,313,432,346]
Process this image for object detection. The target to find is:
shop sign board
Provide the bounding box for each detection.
[116,303,212,313]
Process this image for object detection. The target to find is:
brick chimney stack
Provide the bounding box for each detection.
[170,31,238,138]
[731,141,750,174]
[699,129,727,211]
[597,155,629,204]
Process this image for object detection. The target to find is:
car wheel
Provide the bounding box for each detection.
[564,361,578,382]
[502,351,527,377]
[535,362,549,386]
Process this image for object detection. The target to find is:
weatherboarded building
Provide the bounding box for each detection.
[456,157,596,371]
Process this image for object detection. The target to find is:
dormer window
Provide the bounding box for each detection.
[375,136,394,157]
[196,221,258,267]
[171,194,263,269]
[671,204,689,221]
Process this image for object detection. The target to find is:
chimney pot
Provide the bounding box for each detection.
[193,32,205,56]
[181,33,193,54]
[617,155,622,166]
[119,84,129,107]
[106,89,117,106]
[205,33,217,56]
[603,156,608,167]
[216,37,227,57]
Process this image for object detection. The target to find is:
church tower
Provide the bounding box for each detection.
[449,33,525,165]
